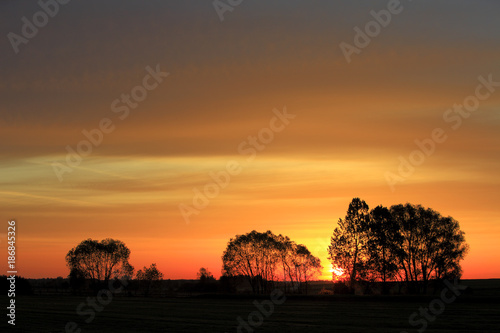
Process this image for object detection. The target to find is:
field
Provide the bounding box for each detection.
[5,279,500,332]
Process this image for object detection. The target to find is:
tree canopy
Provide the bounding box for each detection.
[197,267,215,282]
[390,203,468,290]
[136,263,163,296]
[136,263,163,282]
[327,198,370,287]
[66,238,134,287]
[328,198,469,293]
[222,230,322,294]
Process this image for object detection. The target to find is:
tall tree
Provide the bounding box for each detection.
[66,238,134,288]
[328,199,469,294]
[328,198,370,288]
[365,205,401,287]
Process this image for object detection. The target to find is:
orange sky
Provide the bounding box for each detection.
[1,1,499,281]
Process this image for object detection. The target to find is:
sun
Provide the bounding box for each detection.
[329,264,345,281]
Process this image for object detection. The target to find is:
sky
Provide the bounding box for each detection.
[1,0,499,280]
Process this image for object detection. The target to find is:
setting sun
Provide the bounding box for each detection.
[329,265,345,281]
[2,1,500,332]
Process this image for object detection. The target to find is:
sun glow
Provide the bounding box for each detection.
[329,264,345,281]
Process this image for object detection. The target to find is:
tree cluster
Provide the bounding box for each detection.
[328,198,469,293]
[222,230,322,294]
[136,263,163,296]
[66,238,134,291]
[66,238,134,284]
[65,198,469,297]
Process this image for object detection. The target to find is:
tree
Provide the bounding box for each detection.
[292,245,322,294]
[195,267,217,292]
[275,234,297,291]
[328,198,370,288]
[222,230,321,294]
[222,230,281,293]
[328,199,469,294]
[136,263,163,296]
[275,238,322,293]
[66,238,134,289]
[365,205,401,292]
[390,203,468,293]
[197,267,215,283]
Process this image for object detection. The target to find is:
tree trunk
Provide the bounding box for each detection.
[350,242,358,291]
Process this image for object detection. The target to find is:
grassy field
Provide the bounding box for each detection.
[4,292,499,333]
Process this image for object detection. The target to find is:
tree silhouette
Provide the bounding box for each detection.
[365,205,401,292]
[222,230,321,294]
[275,234,297,292]
[328,199,469,294]
[390,203,468,293]
[66,238,134,290]
[327,198,370,289]
[293,244,322,294]
[136,263,163,296]
[195,267,217,292]
[197,267,215,282]
[222,230,280,293]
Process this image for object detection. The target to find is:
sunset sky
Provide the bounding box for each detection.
[1,1,499,281]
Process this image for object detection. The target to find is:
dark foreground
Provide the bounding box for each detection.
[5,292,500,333]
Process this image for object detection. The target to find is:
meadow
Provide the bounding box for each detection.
[8,279,500,333]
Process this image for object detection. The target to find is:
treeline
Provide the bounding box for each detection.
[328,198,469,294]
[1,275,221,297]
[62,198,468,296]
[64,234,322,296]
[63,238,232,295]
